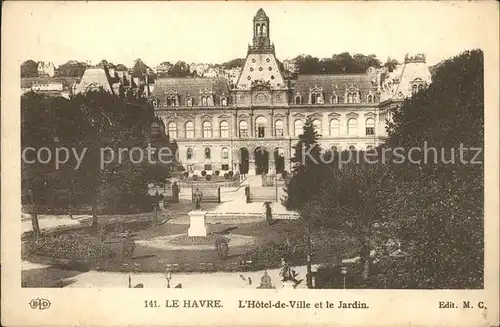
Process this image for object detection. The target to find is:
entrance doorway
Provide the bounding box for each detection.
[274,148,285,174]
[238,148,249,175]
[254,146,269,175]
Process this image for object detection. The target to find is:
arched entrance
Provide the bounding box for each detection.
[238,147,249,175]
[274,148,285,174]
[254,146,269,175]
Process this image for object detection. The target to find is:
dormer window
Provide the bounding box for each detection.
[295,94,302,105]
[165,95,179,106]
[367,93,374,103]
[309,86,324,105]
[331,95,338,104]
[220,94,228,106]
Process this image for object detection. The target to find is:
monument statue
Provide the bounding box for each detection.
[194,188,204,210]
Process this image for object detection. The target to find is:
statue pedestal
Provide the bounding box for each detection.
[188,210,208,237]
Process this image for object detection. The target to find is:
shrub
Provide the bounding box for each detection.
[192,174,198,181]
[214,170,220,176]
[206,174,212,181]
[122,236,136,258]
[224,173,229,179]
[28,234,116,260]
[201,170,207,177]
[228,171,234,177]
[215,236,229,260]
[183,171,189,178]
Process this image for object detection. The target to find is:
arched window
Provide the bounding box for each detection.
[412,84,418,94]
[262,24,267,36]
[312,119,321,134]
[221,97,227,106]
[256,23,261,36]
[202,121,212,138]
[347,93,353,104]
[353,93,359,103]
[311,93,317,105]
[331,95,338,104]
[256,116,267,138]
[330,119,340,136]
[418,84,424,91]
[202,96,208,106]
[239,121,248,137]
[295,95,302,105]
[186,148,194,160]
[347,118,358,136]
[221,147,229,160]
[185,121,194,138]
[294,120,303,137]
[365,118,375,135]
[204,147,211,159]
[367,94,374,103]
[167,122,177,139]
[220,121,229,138]
[275,120,284,137]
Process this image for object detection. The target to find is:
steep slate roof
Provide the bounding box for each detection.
[294,74,378,103]
[151,77,230,106]
[21,77,79,89]
[74,68,114,94]
[255,8,268,19]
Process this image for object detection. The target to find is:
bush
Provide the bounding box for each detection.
[228,171,234,177]
[224,173,229,179]
[122,236,136,258]
[201,170,207,177]
[214,170,220,176]
[215,236,229,260]
[206,174,212,181]
[192,174,198,181]
[28,234,116,260]
[183,171,189,178]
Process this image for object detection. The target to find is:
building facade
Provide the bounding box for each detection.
[149,9,432,176]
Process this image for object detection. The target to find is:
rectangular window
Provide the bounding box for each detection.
[366,127,375,135]
[221,164,229,171]
[204,164,212,171]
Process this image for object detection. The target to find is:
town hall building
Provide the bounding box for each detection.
[148,9,432,175]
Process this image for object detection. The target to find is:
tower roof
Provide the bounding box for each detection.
[254,8,268,20]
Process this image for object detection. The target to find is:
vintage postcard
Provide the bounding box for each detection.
[1,1,499,326]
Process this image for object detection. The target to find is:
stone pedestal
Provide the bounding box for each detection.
[188,210,208,237]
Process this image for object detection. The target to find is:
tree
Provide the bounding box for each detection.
[384,49,484,288]
[131,58,151,77]
[56,61,87,77]
[284,117,328,288]
[384,57,399,72]
[221,58,245,69]
[285,117,325,210]
[21,90,175,230]
[21,60,38,78]
[169,61,190,77]
[295,53,382,74]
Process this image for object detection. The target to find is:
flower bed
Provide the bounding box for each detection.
[27,234,116,260]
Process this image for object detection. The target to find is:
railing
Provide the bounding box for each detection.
[191,186,221,203]
[148,184,180,203]
[178,180,241,189]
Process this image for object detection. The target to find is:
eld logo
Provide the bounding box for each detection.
[29,298,51,310]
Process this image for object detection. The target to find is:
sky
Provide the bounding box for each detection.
[7,1,495,68]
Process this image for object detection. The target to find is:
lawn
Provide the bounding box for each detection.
[23,215,359,277]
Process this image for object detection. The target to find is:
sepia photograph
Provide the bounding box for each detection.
[2,1,499,326]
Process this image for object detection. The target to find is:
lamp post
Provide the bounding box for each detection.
[165,268,172,288]
[340,266,347,290]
